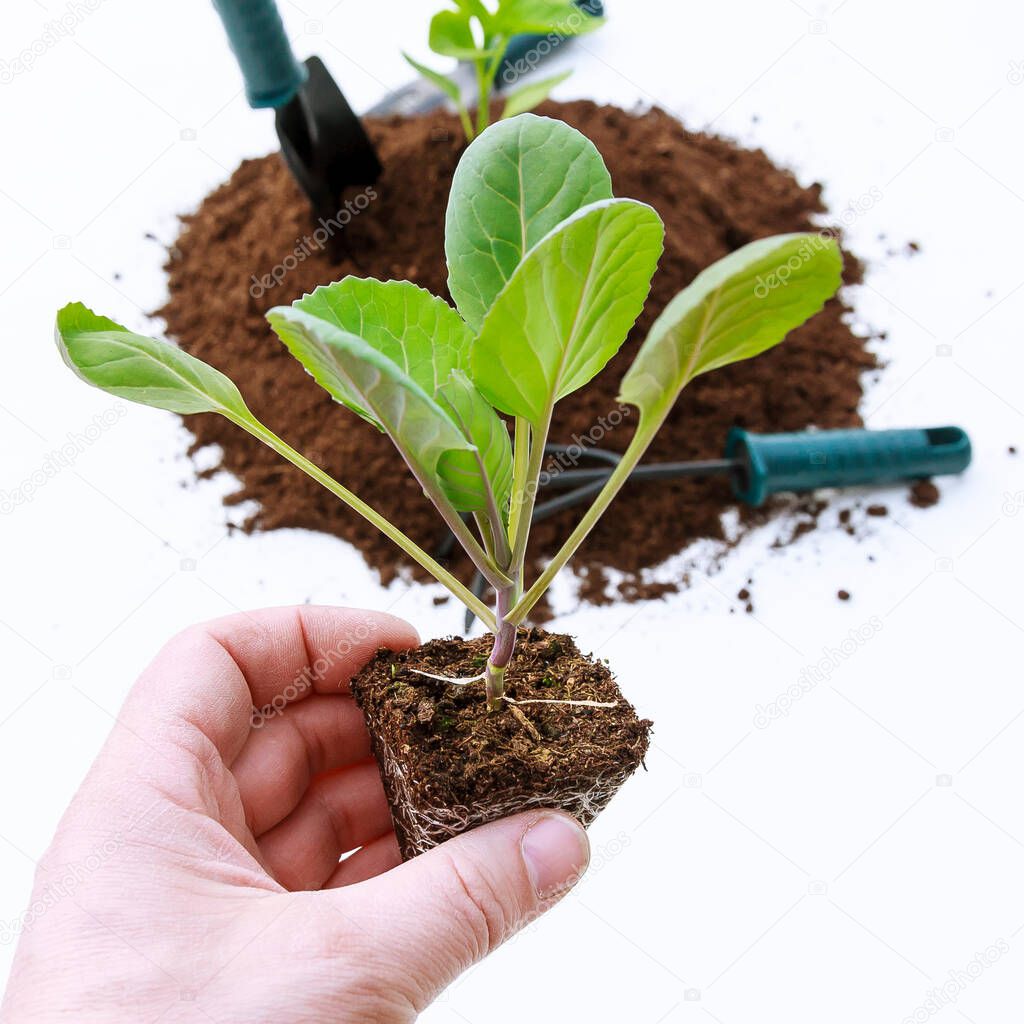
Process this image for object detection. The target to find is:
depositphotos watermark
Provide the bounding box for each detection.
[526,402,633,497]
[499,7,591,86]
[1,0,108,84]
[250,617,378,727]
[753,186,883,299]
[0,802,165,946]
[901,939,1009,1022]
[505,829,633,947]
[0,836,123,946]
[248,187,377,299]
[753,616,883,728]
[0,404,127,515]
[1001,489,1024,516]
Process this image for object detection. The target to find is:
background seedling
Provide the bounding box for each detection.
[56,114,842,711]
[404,0,605,139]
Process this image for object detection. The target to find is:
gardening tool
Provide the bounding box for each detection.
[448,425,972,630]
[366,0,605,117]
[211,0,381,218]
[211,0,602,206]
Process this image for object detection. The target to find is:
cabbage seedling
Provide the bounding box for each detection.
[56,114,842,710]
[404,0,604,139]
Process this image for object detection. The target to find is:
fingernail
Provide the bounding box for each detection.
[521,813,590,899]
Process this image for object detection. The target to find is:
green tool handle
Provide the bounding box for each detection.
[211,0,307,109]
[726,426,972,507]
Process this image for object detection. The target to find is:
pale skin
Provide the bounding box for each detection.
[0,606,590,1023]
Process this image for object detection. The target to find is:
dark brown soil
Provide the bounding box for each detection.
[909,480,940,508]
[350,628,651,860]
[158,100,878,602]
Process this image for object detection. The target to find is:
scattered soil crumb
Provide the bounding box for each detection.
[838,506,856,535]
[770,498,828,547]
[577,565,613,607]
[837,589,851,601]
[909,480,940,509]
[866,504,888,518]
[618,579,679,602]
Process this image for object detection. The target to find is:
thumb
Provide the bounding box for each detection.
[348,811,589,1006]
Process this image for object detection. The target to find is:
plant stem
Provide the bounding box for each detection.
[506,411,658,625]
[506,416,530,550]
[457,103,475,141]
[232,414,496,630]
[474,59,490,136]
[440,381,513,575]
[485,584,517,711]
[408,461,513,591]
[508,408,552,571]
[478,505,511,571]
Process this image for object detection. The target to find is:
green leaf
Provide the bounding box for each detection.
[452,0,499,36]
[453,0,490,17]
[472,198,664,426]
[266,305,484,511]
[437,370,514,520]
[403,52,461,104]
[445,113,613,331]
[493,0,604,35]
[291,278,474,402]
[429,8,474,57]
[428,8,498,60]
[500,69,572,120]
[618,233,843,423]
[55,302,250,419]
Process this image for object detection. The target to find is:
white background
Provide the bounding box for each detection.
[2,0,1024,1020]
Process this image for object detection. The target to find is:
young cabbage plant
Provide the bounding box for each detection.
[404,0,603,140]
[56,113,842,711]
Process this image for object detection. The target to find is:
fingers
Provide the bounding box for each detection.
[324,832,402,888]
[202,606,417,707]
[122,606,417,765]
[231,695,373,836]
[334,811,590,1007]
[257,761,394,890]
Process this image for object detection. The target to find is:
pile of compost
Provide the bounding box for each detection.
[159,100,878,605]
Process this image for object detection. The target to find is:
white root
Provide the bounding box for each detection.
[406,669,617,709]
[407,669,486,685]
[503,696,618,709]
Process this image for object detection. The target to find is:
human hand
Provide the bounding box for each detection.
[0,607,590,1023]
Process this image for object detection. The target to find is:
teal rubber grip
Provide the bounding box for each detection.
[212,0,307,109]
[726,426,972,507]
